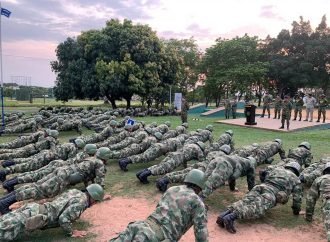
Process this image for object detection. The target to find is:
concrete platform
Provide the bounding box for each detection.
[216,116,330,132]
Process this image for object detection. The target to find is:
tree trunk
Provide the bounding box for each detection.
[106,94,117,109]
[126,98,131,109]
[205,97,209,107]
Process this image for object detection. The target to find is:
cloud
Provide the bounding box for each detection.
[259,5,285,21]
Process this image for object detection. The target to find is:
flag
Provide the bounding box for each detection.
[126,119,135,126]
[1,8,11,18]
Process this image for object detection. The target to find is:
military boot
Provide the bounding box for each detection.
[156,177,169,192]
[216,210,231,228]
[137,169,151,184]
[118,158,132,172]
[223,212,238,234]
[3,177,18,193]
[0,192,17,215]
[0,170,9,182]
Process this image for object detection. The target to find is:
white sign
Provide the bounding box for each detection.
[174,93,182,111]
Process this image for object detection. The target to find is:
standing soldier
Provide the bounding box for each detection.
[181,97,189,123]
[293,94,304,121]
[110,169,208,242]
[304,93,317,122]
[273,95,282,119]
[316,94,328,123]
[305,163,330,241]
[224,99,231,119]
[261,92,272,118]
[279,95,292,130]
[231,99,238,119]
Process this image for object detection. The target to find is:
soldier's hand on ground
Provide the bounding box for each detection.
[71,230,88,238]
[103,194,112,201]
[9,201,24,210]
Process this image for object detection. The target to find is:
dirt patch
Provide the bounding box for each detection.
[81,196,326,242]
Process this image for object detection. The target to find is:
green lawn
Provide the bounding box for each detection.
[1,112,329,241]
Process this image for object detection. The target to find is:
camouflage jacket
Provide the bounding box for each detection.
[150,185,208,241]
[55,143,79,160]
[216,133,234,151]
[306,174,330,218]
[257,141,286,160]
[232,144,258,158]
[318,98,328,109]
[301,157,330,186]
[264,167,302,210]
[44,189,89,235]
[73,157,106,187]
[281,100,293,116]
[263,95,272,105]
[274,98,282,108]
[287,147,313,168]
[0,130,45,149]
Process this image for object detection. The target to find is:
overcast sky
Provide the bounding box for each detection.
[1,0,330,87]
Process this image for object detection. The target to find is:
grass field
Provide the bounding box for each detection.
[0,107,329,241]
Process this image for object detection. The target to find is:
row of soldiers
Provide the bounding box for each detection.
[0,117,328,241]
[262,92,328,125]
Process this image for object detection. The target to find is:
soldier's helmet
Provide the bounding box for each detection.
[86,184,104,201]
[113,111,119,116]
[74,138,85,149]
[154,132,163,140]
[164,121,171,127]
[274,139,282,146]
[175,126,185,134]
[124,124,133,131]
[284,162,301,176]
[34,115,43,122]
[184,169,206,190]
[323,162,330,174]
[150,122,158,127]
[50,130,59,138]
[181,122,189,128]
[206,125,214,132]
[139,121,145,127]
[252,143,259,147]
[124,116,130,120]
[225,130,234,136]
[247,156,257,168]
[96,147,111,161]
[196,141,206,151]
[109,120,118,127]
[84,144,97,155]
[145,127,153,135]
[196,128,203,133]
[299,141,311,150]
[57,118,64,124]
[220,144,231,155]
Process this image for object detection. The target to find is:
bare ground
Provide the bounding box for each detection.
[81,196,326,242]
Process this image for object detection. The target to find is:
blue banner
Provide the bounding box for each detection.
[1,8,11,18]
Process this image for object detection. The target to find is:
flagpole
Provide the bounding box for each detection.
[0,1,5,132]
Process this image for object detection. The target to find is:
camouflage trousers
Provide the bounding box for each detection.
[228,184,277,219]
[6,153,56,175]
[111,144,143,159]
[12,150,55,165]
[254,150,275,165]
[318,108,327,122]
[181,113,187,123]
[97,135,126,148]
[148,154,185,176]
[262,105,270,117]
[109,138,136,151]
[0,203,40,241]
[322,200,330,242]
[274,107,281,119]
[130,146,162,164]
[0,145,38,160]
[16,167,72,201]
[301,163,323,187]
[17,159,68,184]
[201,161,233,198]
[294,107,302,120]
[109,221,159,242]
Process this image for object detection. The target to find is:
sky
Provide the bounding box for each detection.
[1,0,330,87]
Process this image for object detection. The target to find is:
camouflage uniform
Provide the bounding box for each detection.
[0,136,57,160]
[214,132,234,151]
[96,130,131,148]
[261,94,272,118]
[317,96,328,123]
[148,143,205,176]
[186,129,213,145]
[273,96,282,119]
[129,135,187,164]
[201,155,256,198]
[165,150,227,185]
[254,141,286,165]
[232,144,258,158]
[231,100,238,119]
[301,157,330,186]
[78,126,116,144]
[0,131,45,149]
[109,131,148,151]
[286,146,313,168]
[110,185,208,242]
[3,120,37,134]
[227,167,302,219]
[181,98,189,123]
[280,98,292,129]
[14,157,105,201]
[110,136,158,159]
[306,174,330,241]
[58,119,82,134]
[293,96,304,121]
[224,100,231,119]
[0,189,90,240]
